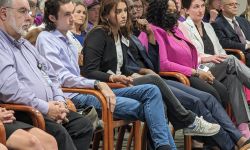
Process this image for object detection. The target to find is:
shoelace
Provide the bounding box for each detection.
[193,116,210,133]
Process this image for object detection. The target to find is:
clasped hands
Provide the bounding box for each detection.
[47,101,69,124]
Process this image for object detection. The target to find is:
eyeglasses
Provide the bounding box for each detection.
[129,5,143,11]
[225,2,240,7]
[5,7,32,16]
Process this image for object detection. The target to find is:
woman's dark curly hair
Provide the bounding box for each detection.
[147,0,179,31]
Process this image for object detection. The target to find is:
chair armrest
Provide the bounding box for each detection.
[106,83,127,88]
[66,99,77,112]
[159,72,190,86]
[0,104,45,130]
[0,122,6,145]
[62,88,109,123]
[225,48,246,64]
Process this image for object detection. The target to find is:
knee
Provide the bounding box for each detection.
[44,133,58,150]
[7,129,43,150]
[27,135,43,150]
[144,84,160,93]
[29,128,58,150]
[0,143,7,150]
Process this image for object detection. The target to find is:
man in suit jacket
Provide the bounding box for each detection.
[212,0,250,66]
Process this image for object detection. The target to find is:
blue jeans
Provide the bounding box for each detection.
[71,84,176,149]
[167,80,242,150]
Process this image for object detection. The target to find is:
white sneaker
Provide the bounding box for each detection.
[183,116,220,136]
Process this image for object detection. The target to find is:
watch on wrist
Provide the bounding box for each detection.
[94,80,100,90]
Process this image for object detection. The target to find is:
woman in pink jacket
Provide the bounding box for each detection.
[138,0,228,107]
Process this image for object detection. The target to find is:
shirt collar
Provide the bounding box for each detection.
[51,30,71,44]
[0,29,25,48]
[224,15,236,23]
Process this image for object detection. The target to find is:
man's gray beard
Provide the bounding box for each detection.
[9,16,29,37]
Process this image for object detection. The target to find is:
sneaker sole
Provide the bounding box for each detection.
[183,129,220,136]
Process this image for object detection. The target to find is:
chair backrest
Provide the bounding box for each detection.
[24,28,43,46]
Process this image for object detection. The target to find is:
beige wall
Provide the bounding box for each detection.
[237,0,248,15]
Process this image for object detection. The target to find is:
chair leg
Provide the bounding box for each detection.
[92,131,102,150]
[126,126,134,150]
[184,136,192,150]
[115,127,126,150]
[133,121,141,150]
[141,123,147,150]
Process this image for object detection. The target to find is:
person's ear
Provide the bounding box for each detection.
[48,14,57,23]
[184,8,189,15]
[0,7,7,21]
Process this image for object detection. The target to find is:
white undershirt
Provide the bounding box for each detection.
[115,36,123,75]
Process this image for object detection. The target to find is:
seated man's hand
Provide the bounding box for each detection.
[57,102,69,124]
[47,101,68,122]
[0,107,16,124]
[97,82,116,112]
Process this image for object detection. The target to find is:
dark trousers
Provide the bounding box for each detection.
[133,75,196,130]
[15,110,93,150]
[244,52,250,67]
[189,76,229,106]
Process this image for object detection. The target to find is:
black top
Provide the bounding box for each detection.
[82,28,133,82]
[201,23,215,55]
[129,39,147,69]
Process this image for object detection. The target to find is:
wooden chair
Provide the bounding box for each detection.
[0,104,46,146]
[225,48,246,64]
[62,85,141,150]
[0,104,45,131]
[0,121,6,145]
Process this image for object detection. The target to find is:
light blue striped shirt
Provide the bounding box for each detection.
[36,30,95,98]
[0,29,65,114]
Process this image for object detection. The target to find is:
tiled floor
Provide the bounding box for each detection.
[93,129,185,149]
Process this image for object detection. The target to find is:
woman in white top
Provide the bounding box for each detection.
[182,0,250,139]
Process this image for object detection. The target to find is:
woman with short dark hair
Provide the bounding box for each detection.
[182,0,250,140]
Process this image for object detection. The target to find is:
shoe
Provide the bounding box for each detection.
[238,123,250,139]
[240,143,250,150]
[183,116,220,136]
[240,139,250,150]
